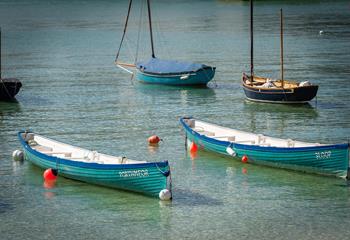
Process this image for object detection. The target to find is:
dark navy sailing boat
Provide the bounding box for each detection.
[115,0,215,86]
[0,28,22,100]
[242,1,318,103]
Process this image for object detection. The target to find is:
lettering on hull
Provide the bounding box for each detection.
[119,170,149,178]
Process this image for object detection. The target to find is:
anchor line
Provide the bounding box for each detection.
[155,162,170,177]
[55,156,60,175]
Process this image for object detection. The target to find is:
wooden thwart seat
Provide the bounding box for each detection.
[235,140,256,144]
[213,136,236,142]
[40,150,72,158]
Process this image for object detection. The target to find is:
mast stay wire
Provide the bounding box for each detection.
[152,1,172,60]
[115,0,133,63]
[134,0,145,64]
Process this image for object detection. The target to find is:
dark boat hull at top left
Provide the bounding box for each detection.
[0,28,22,100]
[0,78,22,100]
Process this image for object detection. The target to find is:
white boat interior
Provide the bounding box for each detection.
[184,119,325,148]
[21,133,146,164]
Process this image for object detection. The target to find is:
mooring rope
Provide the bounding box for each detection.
[155,162,170,177]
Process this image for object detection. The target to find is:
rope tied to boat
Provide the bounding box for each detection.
[155,162,170,177]
[155,162,172,195]
[55,155,60,176]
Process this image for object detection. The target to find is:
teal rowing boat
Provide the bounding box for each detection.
[180,117,349,178]
[18,131,172,199]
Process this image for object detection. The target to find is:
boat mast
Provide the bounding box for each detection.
[146,0,155,58]
[0,27,2,79]
[280,8,284,88]
[250,0,253,85]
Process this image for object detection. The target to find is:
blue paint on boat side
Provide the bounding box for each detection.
[136,67,215,86]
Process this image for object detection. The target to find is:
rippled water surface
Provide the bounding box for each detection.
[1,0,350,239]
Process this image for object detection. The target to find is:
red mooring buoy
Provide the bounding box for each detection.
[241,155,248,163]
[43,168,58,181]
[190,142,198,152]
[148,135,161,145]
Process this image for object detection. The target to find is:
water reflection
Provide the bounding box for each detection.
[43,180,56,190]
[243,100,318,116]
[0,100,22,132]
[148,144,160,154]
[243,100,319,135]
[0,100,21,116]
[43,180,57,199]
[12,159,24,175]
[0,201,13,214]
[135,82,217,106]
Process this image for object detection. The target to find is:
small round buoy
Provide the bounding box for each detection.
[226,147,236,157]
[12,150,24,161]
[43,168,58,181]
[148,135,161,145]
[190,142,198,152]
[241,155,248,163]
[159,189,171,201]
[319,30,324,35]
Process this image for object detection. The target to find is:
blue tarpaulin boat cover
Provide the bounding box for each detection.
[136,58,209,75]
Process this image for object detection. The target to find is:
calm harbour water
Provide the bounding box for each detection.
[1,0,350,239]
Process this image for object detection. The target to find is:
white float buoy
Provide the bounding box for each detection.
[226,147,236,157]
[12,150,24,161]
[159,189,171,201]
[319,30,324,35]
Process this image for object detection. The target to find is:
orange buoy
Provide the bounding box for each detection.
[241,155,248,163]
[43,168,58,181]
[148,135,161,145]
[190,142,198,152]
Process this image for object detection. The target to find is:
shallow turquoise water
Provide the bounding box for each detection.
[1,0,350,239]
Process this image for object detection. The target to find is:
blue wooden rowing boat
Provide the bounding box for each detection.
[180,117,349,178]
[18,131,172,198]
[136,58,215,86]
